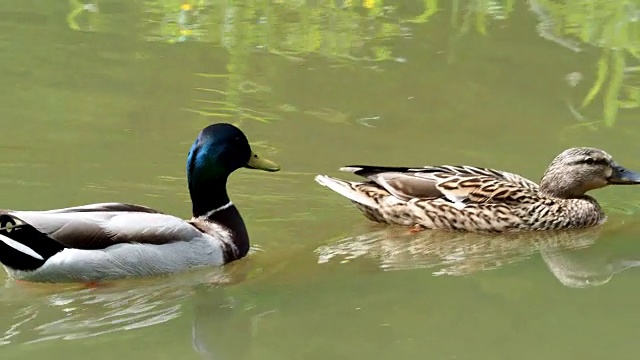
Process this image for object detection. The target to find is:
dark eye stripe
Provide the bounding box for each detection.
[574,158,609,166]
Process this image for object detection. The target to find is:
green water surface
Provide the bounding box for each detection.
[2,1,640,359]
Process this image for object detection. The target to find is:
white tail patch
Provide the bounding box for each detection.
[339,166,363,173]
[0,233,44,260]
[314,175,378,208]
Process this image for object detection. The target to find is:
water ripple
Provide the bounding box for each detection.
[0,266,251,348]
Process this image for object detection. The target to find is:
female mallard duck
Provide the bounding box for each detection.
[0,123,280,283]
[315,147,640,232]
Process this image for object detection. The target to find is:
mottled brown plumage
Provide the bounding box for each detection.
[315,147,640,232]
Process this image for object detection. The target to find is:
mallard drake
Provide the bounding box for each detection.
[315,147,640,232]
[0,123,280,283]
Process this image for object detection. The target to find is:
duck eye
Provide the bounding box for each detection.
[583,158,596,165]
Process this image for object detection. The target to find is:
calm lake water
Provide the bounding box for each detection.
[3,0,640,359]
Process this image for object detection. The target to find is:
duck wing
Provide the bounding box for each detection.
[339,165,540,205]
[1,202,204,250]
[34,202,166,214]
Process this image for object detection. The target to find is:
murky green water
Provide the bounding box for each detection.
[3,0,640,359]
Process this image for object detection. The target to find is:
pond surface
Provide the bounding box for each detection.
[2,0,640,359]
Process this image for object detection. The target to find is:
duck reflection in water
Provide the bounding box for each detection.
[0,262,275,360]
[315,225,640,288]
[191,283,276,360]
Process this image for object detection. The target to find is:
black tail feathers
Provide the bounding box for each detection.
[0,214,66,271]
